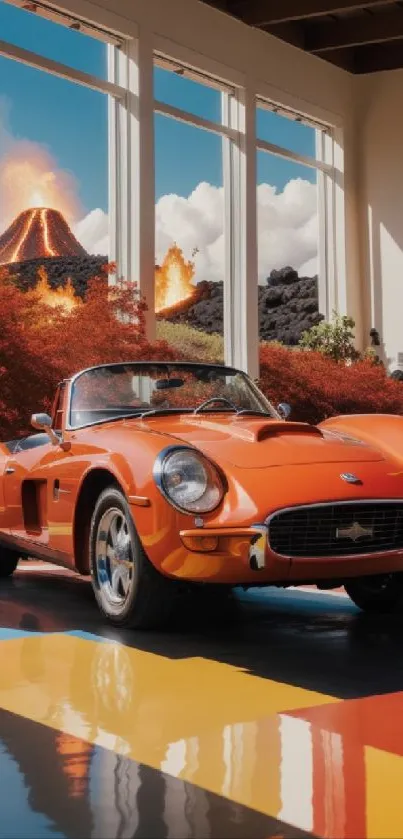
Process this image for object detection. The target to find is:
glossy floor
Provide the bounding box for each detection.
[1,567,403,838]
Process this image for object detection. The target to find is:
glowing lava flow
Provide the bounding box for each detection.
[0,207,87,264]
[40,208,57,257]
[9,209,38,263]
[155,244,195,312]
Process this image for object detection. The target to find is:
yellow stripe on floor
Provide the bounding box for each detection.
[0,633,338,823]
[365,746,403,839]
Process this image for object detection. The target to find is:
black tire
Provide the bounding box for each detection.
[345,573,403,614]
[0,548,19,578]
[89,486,177,629]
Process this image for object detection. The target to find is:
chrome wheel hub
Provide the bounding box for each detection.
[95,508,134,608]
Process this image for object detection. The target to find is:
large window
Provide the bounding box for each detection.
[0,0,339,378]
[151,62,335,371]
[153,60,233,363]
[256,101,332,346]
[0,0,125,292]
[0,0,110,77]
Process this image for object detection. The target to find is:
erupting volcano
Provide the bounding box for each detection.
[0,204,200,315]
[0,207,87,264]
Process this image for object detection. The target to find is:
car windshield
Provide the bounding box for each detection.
[69,363,277,428]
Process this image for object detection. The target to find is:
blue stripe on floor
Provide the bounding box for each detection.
[236,586,359,614]
[0,629,48,640]
[65,630,114,643]
[0,629,115,643]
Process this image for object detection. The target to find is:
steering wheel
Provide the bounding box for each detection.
[194,397,239,414]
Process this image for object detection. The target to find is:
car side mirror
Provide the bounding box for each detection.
[31,412,52,430]
[277,402,291,420]
[31,412,63,447]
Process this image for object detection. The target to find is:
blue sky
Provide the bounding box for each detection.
[0,0,316,218]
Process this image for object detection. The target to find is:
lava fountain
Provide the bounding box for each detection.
[155,244,196,312]
[32,267,80,312]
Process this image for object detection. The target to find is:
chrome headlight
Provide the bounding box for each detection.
[154,447,224,514]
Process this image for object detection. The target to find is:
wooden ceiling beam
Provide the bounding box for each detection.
[231,0,392,27]
[306,7,403,51]
[262,21,307,48]
[354,40,403,71]
[312,47,358,68]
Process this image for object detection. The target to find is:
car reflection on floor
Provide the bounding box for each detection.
[1,567,403,838]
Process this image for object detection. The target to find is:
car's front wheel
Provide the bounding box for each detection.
[89,486,176,628]
[345,573,403,613]
[0,548,19,578]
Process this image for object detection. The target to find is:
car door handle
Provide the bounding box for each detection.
[5,467,15,474]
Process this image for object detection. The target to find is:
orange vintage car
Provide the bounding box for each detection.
[2,360,403,627]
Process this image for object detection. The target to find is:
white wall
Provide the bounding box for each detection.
[355,71,403,368]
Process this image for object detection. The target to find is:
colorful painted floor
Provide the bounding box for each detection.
[1,564,403,838]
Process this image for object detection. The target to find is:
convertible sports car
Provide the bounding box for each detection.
[2,360,403,627]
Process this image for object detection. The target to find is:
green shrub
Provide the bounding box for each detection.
[299,311,360,363]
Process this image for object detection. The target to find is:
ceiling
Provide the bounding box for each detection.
[200,0,403,73]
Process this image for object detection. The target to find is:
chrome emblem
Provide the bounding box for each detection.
[336,521,374,542]
[340,472,361,484]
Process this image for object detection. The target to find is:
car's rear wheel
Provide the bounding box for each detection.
[89,486,176,628]
[0,548,19,578]
[345,573,403,613]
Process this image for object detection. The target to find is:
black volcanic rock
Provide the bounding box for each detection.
[7,254,108,299]
[158,268,324,345]
[267,266,299,286]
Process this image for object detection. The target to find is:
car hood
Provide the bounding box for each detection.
[141,416,384,468]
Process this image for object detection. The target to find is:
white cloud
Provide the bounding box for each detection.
[73,208,109,255]
[154,177,318,283]
[257,179,318,281]
[75,178,318,280]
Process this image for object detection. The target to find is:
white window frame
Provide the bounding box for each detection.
[153,55,260,377]
[150,54,337,378]
[0,37,125,97]
[256,96,336,330]
[0,31,126,307]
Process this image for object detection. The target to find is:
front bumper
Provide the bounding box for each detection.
[177,521,403,585]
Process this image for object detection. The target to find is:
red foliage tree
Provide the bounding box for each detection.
[259,342,403,424]
[2,261,403,440]
[0,274,177,439]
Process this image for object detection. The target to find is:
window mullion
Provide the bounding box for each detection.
[221,92,235,369]
[225,84,258,378]
[129,33,156,339]
[154,98,237,140]
[0,37,125,97]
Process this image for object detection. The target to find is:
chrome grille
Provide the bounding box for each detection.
[268,502,403,558]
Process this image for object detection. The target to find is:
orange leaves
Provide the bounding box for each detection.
[2,258,403,441]
[0,270,176,438]
[259,343,403,424]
